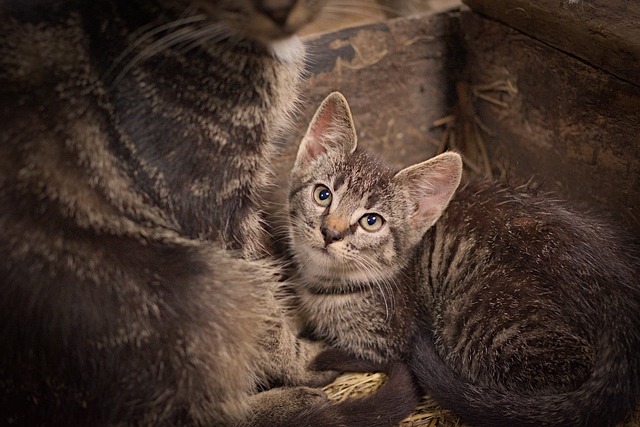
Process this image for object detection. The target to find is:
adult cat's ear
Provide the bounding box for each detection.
[394,152,463,231]
[294,92,357,168]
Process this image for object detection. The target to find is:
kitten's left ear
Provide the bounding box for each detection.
[294,92,358,168]
[394,152,463,231]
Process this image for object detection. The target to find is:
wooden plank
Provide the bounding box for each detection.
[462,0,640,87]
[459,9,640,234]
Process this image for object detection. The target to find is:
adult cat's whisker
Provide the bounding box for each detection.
[106,14,208,82]
[176,24,233,54]
[116,25,217,81]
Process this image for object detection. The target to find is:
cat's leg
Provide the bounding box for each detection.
[244,361,422,427]
[252,278,397,388]
[254,300,340,388]
[243,385,330,426]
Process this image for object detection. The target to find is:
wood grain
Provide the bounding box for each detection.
[462,0,640,86]
[459,9,640,234]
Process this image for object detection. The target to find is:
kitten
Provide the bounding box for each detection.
[0,2,419,426]
[288,92,640,426]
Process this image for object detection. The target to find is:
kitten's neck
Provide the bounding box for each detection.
[297,272,378,296]
[295,266,417,364]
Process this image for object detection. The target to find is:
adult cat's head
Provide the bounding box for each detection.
[194,0,332,42]
[288,92,463,288]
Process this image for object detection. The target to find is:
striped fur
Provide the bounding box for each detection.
[289,92,640,426]
[0,2,421,426]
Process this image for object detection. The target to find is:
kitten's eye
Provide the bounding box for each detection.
[359,213,384,232]
[313,185,332,207]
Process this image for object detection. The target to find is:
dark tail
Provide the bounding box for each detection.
[275,350,421,427]
[410,332,640,427]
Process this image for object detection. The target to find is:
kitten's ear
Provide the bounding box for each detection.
[394,152,463,231]
[294,92,357,168]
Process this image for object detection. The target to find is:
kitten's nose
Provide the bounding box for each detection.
[321,226,343,246]
[256,0,296,27]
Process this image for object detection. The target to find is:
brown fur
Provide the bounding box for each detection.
[0,3,418,426]
[288,92,640,426]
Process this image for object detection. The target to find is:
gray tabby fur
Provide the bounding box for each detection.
[288,92,640,427]
[0,2,420,426]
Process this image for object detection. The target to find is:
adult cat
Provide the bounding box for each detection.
[288,92,640,426]
[0,2,420,426]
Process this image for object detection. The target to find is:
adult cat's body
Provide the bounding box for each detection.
[0,3,420,426]
[288,92,640,426]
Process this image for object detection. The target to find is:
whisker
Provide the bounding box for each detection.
[177,24,232,54]
[115,25,209,81]
[106,14,207,82]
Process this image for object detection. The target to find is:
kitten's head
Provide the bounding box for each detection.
[195,0,332,42]
[288,92,463,288]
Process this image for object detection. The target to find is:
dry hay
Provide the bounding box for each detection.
[324,370,640,426]
[431,79,517,180]
[324,372,464,426]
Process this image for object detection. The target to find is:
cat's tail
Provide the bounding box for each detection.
[410,332,640,427]
[268,353,422,427]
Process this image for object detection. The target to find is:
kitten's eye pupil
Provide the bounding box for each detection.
[367,214,377,226]
[359,213,384,232]
[313,185,332,207]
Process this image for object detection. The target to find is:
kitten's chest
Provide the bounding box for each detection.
[298,287,410,363]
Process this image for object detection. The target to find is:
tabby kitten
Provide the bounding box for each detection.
[0,2,419,426]
[288,92,640,426]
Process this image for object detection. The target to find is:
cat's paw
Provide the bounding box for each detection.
[283,385,329,405]
[246,385,330,425]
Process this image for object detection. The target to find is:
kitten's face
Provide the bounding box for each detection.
[288,92,463,290]
[289,150,413,286]
[196,0,331,41]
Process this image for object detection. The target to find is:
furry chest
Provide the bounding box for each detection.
[298,288,404,363]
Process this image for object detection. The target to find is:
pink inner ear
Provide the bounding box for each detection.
[305,136,326,158]
[312,101,337,137]
[410,167,461,224]
[414,194,446,222]
[305,100,338,160]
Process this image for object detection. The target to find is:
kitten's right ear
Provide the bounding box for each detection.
[294,92,357,168]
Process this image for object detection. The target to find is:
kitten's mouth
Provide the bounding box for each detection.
[299,244,339,266]
[309,244,334,257]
